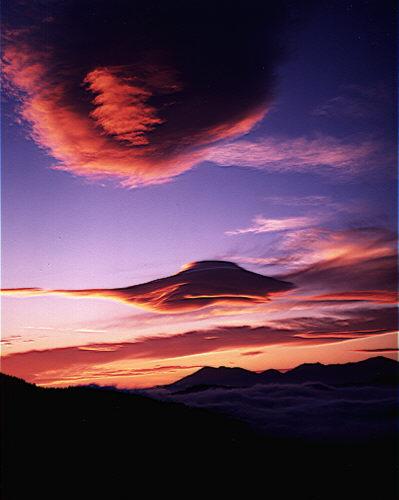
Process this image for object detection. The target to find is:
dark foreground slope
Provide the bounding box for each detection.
[1,373,398,499]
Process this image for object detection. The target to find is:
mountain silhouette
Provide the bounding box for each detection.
[167,356,398,391]
[169,365,260,388]
[283,356,398,385]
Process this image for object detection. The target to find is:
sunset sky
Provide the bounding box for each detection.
[1,0,397,388]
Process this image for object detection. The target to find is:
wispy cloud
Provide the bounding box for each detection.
[223,226,397,311]
[226,215,315,236]
[282,227,397,294]
[300,291,397,305]
[265,195,331,206]
[312,83,391,119]
[2,307,396,386]
[354,348,398,353]
[206,135,381,174]
[240,350,264,356]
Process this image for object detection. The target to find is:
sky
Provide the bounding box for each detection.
[1,0,397,388]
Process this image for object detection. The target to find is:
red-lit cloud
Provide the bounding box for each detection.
[281,227,397,294]
[2,2,289,186]
[2,3,382,187]
[230,226,396,294]
[84,67,175,146]
[224,226,397,315]
[302,291,398,304]
[1,306,396,385]
[2,44,205,186]
[1,261,294,313]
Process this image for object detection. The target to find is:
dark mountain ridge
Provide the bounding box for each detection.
[167,356,398,390]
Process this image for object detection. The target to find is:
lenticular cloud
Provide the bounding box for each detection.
[1,260,294,313]
[2,0,290,186]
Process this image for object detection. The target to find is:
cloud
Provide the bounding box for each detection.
[300,291,397,304]
[45,364,204,385]
[205,135,381,174]
[1,260,294,313]
[240,350,264,357]
[266,195,332,206]
[228,226,396,296]
[355,348,398,353]
[146,383,397,440]
[226,215,315,235]
[312,83,391,119]
[272,307,397,340]
[2,0,291,187]
[281,227,397,293]
[264,195,367,216]
[0,325,305,384]
[2,306,396,385]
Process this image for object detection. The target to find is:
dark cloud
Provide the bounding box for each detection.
[240,350,264,357]
[2,0,295,186]
[1,260,294,312]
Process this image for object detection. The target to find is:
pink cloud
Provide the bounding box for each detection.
[205,135,381,174]
[226,215,315,235]
[84,67,169,146]
[1,307,395,386]
[3,37,381,187]
[281,227,397,294]
[2,39,267,187]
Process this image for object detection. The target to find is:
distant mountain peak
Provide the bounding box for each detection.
[168,364,259,389]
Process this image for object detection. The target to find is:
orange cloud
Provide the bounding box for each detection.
[1,260,294,313]
[2,44,202,186]
[84,67,167,146]
[281,228,397,295]
[303,291,398,304]
[1,10,276,188]
[1,306,395,386]
[3,6,381,188]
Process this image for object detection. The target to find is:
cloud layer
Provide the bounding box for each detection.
[2,306,396,385]
[146,382,397,440]
[2,0,291,186]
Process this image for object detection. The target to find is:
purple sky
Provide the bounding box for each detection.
[1,0,397,387]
